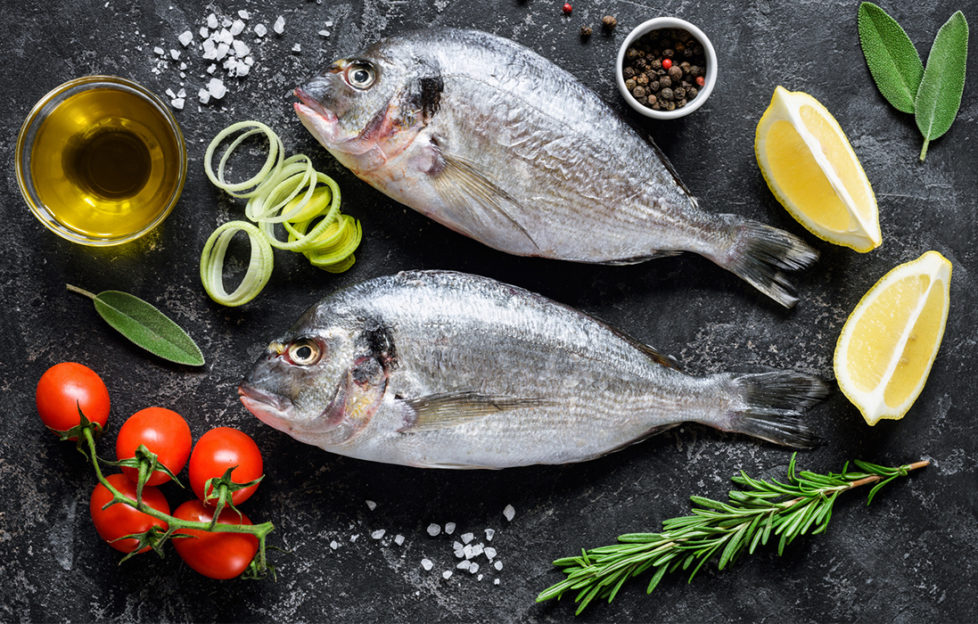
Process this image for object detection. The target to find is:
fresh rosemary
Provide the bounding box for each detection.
[537,454,928,614]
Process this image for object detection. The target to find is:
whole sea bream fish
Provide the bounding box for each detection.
[239,271,825,469]
[294,29,816,307]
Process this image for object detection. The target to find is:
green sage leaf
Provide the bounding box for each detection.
[858,2,924,113]
[915,11,969,161]
[68,284,205,366]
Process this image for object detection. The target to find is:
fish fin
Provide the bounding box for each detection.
[595,250,683,266]
[713,214,819,308]
[428,144,542,252]
[645,135,696,199]
[603,326,681,370]
[398,391,548,433]
[717,371,827,448]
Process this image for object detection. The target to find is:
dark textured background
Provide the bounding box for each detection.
[2,1,975,622]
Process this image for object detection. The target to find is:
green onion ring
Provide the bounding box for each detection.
[204,121,284,198]
[260,172,343,252]
[199,221,274,307]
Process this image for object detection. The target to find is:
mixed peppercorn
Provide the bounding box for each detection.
[622,28,707,112]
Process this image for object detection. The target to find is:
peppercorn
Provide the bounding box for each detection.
[632,86,646,99]
[665,100,676,111]
[678,98,688,107]
[662,48,675,59]
[673,87,686,99]
[626,47,639,59]
[680,61,691,72]
[668,65,683,81]
[649,80,660,92]
[601,15,617,31]
[635,73,649,86]
[624,78,636,91]
[647,94,657,106]
[580,25,592,39]
[662,58,673,70]
[687,87,698,98]
[660,87,674,101]
[562,3,572,15]
[650,58,662,70]
[623,66,635,79]
[659,75,672,88]
[696,75,705,87]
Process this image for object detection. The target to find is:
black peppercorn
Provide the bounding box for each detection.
[665,100,676,111]
[650,58,662,70]
[635,73,649,86]
[601,15,617,31]
[659,75,672,88]
[632,86,647,99]
[649,80,659,92]
[624,78,636,91]
[623,66,635,79]
[580,25,592,39]
[674,87,686,99]
[668,65,683,81]
[687,87,698,98]
[662,48,675,58]
[660,87,674,100]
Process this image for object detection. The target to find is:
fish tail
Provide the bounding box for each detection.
[713,214,818,308]
[717,370,827,448]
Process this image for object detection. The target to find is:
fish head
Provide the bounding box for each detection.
[294,36,442,174]
[238,305,394,446]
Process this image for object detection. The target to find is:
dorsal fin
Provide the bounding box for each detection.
[646,134,696,200]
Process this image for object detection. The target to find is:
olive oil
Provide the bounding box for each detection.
[24,81,185,242]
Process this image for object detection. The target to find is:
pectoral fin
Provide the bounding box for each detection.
[398,391,548,433]
[427,142,541,252]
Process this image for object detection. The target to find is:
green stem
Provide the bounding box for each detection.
[919,137,930,161]
[83,427,275,544]
[66,283,97,300]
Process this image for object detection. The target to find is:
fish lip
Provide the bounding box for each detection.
[294,87,338,125]
[238,383,297,433]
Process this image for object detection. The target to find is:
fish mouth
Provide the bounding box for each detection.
[238,383,297,434]
[294,87,338,125]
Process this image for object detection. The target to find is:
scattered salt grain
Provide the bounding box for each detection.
[215,42,230,60]
[477,574,484,581]
[206,64,217,74]
[273,16,285,35]
[444,522,456,535]
[170,49,181,60]
[371,529,386,540]
[503,504,516,522]
[154,46,165,56]
[325,19,334,27]
[197,88,211,104]
[221,16,232,28]
[365,500,377,511]
[470,543,484,557]
[456,560,471,571]
[485,528,495,541]
[330,540,339,550]
[291,43,302,53]
[233,40,250,57]
[421,558,433,571]
[494,578,500,585]
[206,78,227,99]
[318,30,330,37]
[199,26,209,38]
[426,523,441,537]
[206,13,218,29]
[462,544,475,559]
[217,28,233,45]
[494,560,503,571]
[179,62,187,70]
[177,88,186,98]
[461,532,474,544]
[178,30,194,47]
[170,98,184,110]
[468,563,480,574]
[394,534,405,546]
[254,23,267,37]
[165,88,176,99]
[484,546,497,560]
[350,534,360,542]
[454,548,465,559]
[442,570,452,579]
[230,20,246,36]
[237,9,250,20]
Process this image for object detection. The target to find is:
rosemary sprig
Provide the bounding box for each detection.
[537,454,928,614]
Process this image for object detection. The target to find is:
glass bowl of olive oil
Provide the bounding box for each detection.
[15,76,187,246]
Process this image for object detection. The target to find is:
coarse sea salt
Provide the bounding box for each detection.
[456,560,471,571]
[426,523,441,537]
[170,98,185,110]
[206,78,227,99]
[371,529,386,540]
[421,558,433,571]
[485,528,495,541]
[178,30,193,46]
[442,570,452,579]
[444,522,456,535]
[394,534,405,546]
[237,9,250,20]
[365,500,377,511]
[330,540,338,550]
[503,504,516,521]
[254,24,267,37]
[273,16,285,34]
[461,532,474,544]
[206,13,218,29]
[484,546,497,560]
[494,560,503,571]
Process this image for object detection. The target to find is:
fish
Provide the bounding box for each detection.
[293,28,817,307]
[238,271,826,469]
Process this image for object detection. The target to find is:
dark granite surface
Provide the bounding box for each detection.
[1,1,975,622]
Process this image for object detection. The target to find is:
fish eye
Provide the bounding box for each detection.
[286,338,322,366]
[345,62,376,90]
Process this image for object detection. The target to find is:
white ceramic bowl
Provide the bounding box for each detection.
[616,17,718,120]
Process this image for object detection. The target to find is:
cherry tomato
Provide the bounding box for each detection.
[36,362,110,436]
[89,473,170,554]
[188,427,263,506]
[172,499,259,579]
[116,407,193,486]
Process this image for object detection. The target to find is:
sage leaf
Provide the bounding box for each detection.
[858,2,924,113]
[915,11,969,161]
[67,284,205,366]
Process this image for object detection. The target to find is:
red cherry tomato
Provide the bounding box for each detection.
[36,362,110,436]
[89,474,170,554]
[172,499,259,579]
[188,427,263,506]
[116,407,193,486]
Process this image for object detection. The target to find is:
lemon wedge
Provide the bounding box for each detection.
[755,86,881,252]
[834,251,951,425]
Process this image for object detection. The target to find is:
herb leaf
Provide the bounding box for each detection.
[67,284,205,366]
[915,11,969,161]
[858,2,924,113]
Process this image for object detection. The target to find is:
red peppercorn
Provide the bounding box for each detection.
[662,58,673,70]
[562,3,572,15]
[696,75,705,87]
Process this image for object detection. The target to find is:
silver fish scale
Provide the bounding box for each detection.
[407,30,716,260]
[304,271,726,468]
